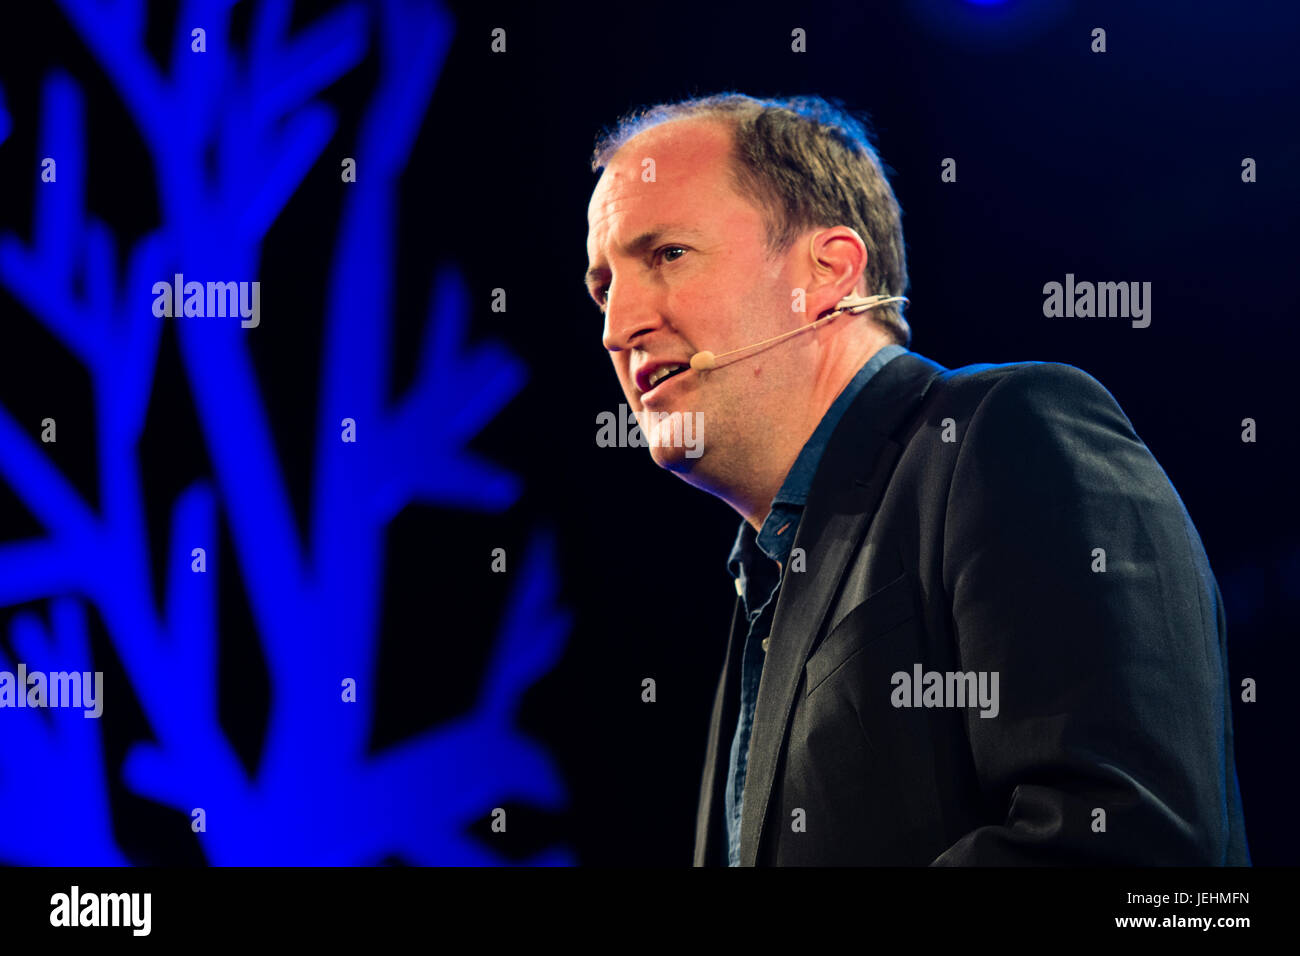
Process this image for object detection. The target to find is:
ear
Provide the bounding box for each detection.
[806,227,870,319]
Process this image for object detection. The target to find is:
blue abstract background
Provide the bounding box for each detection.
[0,0,572,865]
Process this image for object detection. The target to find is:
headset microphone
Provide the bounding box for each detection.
[688,293,910,372]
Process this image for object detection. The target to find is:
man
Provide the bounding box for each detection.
[584,93,1249,866]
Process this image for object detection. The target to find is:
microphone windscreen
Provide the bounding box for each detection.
[690,351,715,371]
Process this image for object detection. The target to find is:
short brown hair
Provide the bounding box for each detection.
[591,92,911,346]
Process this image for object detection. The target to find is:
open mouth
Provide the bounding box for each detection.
[644,364,690,391]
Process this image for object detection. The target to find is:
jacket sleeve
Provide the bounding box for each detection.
[931,362,1242,865]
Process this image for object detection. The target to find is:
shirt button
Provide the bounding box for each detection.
[734,578,744,596]
[761,637,770,653]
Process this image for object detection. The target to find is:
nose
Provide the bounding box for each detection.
[601,273,663,353]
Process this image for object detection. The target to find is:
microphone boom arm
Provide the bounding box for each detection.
[689,293,910,372]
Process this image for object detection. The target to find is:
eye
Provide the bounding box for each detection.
[594,246,689,309]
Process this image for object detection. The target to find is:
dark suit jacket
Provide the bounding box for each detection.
[694,351,1250,865]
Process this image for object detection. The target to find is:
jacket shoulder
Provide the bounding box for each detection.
[920,358,1125,422]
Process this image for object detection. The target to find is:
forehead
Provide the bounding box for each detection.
[586,118,742,250]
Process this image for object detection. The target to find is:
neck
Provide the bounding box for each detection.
[725,332,891,531]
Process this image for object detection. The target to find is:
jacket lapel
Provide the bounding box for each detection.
[693,593,746,865]
[738,351,945,865]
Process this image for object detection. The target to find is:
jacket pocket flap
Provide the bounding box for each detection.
[805,572,916,695]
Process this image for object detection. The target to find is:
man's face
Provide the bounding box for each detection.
[585,118,801,480]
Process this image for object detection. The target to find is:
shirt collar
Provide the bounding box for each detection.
[772,343,907,508]
[726,343,908,577]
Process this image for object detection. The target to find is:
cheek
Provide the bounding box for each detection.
[670,281,727,337]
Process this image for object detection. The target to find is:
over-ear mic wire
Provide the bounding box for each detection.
[688,293,911,372]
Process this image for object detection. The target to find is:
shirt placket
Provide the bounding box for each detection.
[725,563,782,865]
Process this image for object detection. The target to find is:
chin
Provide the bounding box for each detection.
[649,440,702,474]
[636,403,706,473]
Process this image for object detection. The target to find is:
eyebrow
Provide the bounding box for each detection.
[583,224,704,290]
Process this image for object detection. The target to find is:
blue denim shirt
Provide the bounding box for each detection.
[722,343,906,865]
